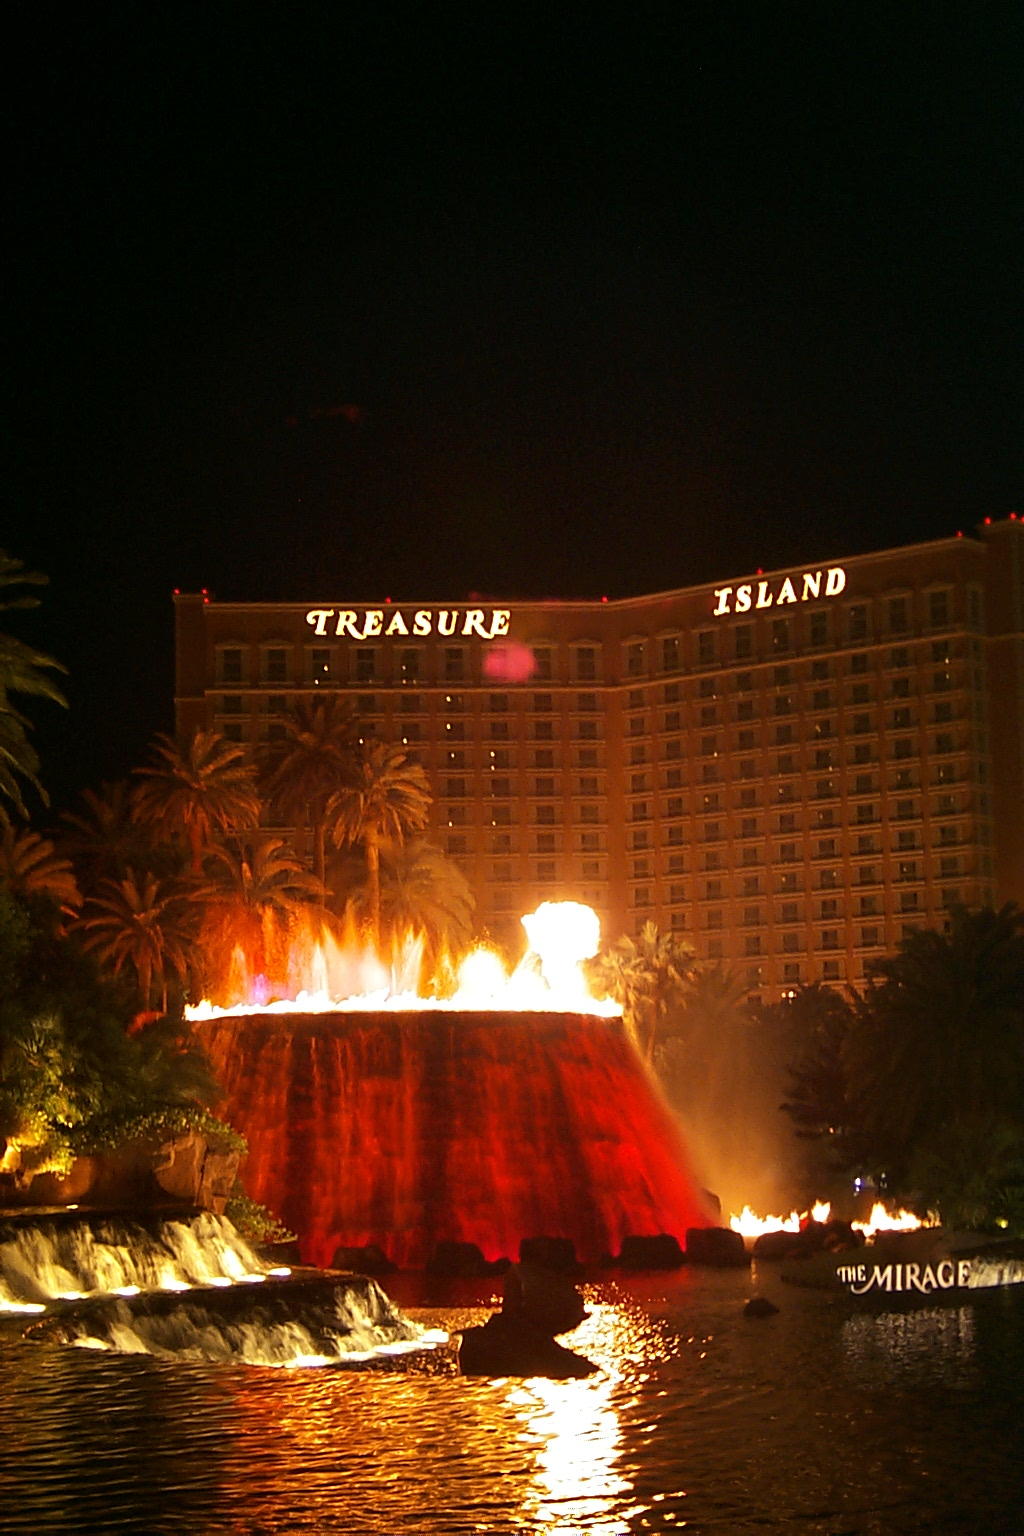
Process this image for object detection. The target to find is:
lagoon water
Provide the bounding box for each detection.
[2,1265,1022,1535]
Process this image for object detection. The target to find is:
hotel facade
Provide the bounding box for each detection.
[175,516,1023,997]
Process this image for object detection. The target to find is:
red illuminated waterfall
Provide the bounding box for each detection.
[204,1010,714,1270]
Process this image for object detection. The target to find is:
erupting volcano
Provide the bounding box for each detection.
[193,904,715,1269]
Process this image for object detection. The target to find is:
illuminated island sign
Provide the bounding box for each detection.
[713,566,847,616]
[305,607,512,640]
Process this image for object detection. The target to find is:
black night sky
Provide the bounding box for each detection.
[7,7,1022,809]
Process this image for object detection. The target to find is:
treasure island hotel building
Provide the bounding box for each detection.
[175,516,1023,999]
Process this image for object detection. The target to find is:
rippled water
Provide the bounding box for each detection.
[2,1266,1021,1535]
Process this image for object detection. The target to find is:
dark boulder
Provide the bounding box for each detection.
[458,1260,596,1378]
[330,1243,397,1276]
[426,1240,495,1277]
[519,1235,581,1274]
[744,1296,780,1318]
[685,1227,748,1267]
[617,1233,686,1270]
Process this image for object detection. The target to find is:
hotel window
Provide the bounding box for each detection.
[489,777,511,798]
[928,589,950,628]
[574,646,597,681]
[583,859,603,879]
[697,631,716,665]
[224,720,244,741]
[779,871,798,891]
[736,671,753,693]
[626,643,646,677]
[744,934,762,956]
[535,831,556,853]
[771,618,790,652]
[533,646,553,680]
[782,962,802,984]
[489,693,510,713]
[578,804,600,823]
[352,648,376,683]
[661,635,680,672]
[848,605,868,641]
[809,610,829,646]
[399,648,420,682]
[534,748,555,768]
[401,723,421,743]
[742,875,761,897]
[664,709,682,732]
[221,695,244,715]
[577,775,599,796]
[775,724,794,746]
[663,681,682,704]
[309,647,332,683]
[445,806,467,826]
[933,700,953,723]
[445,777,467,798]
[632,856,652,879]
[218,647,244,683]
[264,647,289,683]
[491,832,513,854]
[734,624,752,659]
[443,720,465,740]
[536,861,557,881]
[490,805,512,826]
[822,960,842,982]
[444,648,465,681]
[533,720,554,741]
[821,928,839,950]
[739,788,758,809]
[575,719,598,740]
[533,692,554,713]
[935,732,955,754]
[576,692,598,712]
[782,932,800,953]
[488,749,510,769]
[489,719,510,740]
[447,834,467,855]
[534,776,556,796]
[897,860,918,882]
[888,596,910,633]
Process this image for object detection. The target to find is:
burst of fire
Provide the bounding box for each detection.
[729,1200,937,1241]
[186,900,620,1022]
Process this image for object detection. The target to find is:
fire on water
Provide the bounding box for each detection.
[729,1201,938,1241]
[186,900,622,1022]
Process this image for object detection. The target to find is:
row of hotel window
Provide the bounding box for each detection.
[208,642,976,703]
[212,593,979,686]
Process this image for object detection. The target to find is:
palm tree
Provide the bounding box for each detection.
[195,837,326,1001]
[60,780,157,891]
[258,696,358,886]
[327,740,431,945]
[592,921,696,1063]
[132,730,261,874]
[0,550,67,819]
[0,824,81,919]
[847,903,1024,1223]
[348,839,476,982]
[76,870,197,1013]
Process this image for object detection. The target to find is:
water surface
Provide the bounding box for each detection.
[2,1266,1021,1534]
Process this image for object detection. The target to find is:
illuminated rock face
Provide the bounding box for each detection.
[203,1011,715,1270]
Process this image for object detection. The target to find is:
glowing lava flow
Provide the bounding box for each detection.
[193,903,715,1269]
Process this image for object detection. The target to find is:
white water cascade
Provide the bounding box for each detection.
[1,1209,446,1367]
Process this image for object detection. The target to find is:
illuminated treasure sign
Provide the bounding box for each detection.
[305,607,512,639]
[712,566,847,615]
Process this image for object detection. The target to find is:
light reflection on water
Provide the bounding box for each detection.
[1,1269,1022,1535]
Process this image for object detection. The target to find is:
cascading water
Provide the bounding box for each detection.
[3,1208,445,1365]
[201,1009,716,1270]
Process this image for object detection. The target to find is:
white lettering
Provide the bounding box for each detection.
[713,587,733,616]
[335,610,360,638]
[362,610,384,638]
[490,609,511,637]
[777,576,798,605]
[461,609,489,637]
[436,610,458,637]
[735,584,753,613]
[958,1260,972,1287]
[384,610,409,636]
[712,564,849,616]
[801,570,822,600]
[825,566,846,596]
[306,608,334,637]
[412,610,432,636]
[756,581,773,609]
[937,1260,955,1288]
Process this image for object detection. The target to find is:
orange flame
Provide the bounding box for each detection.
[186,901,620,1022]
